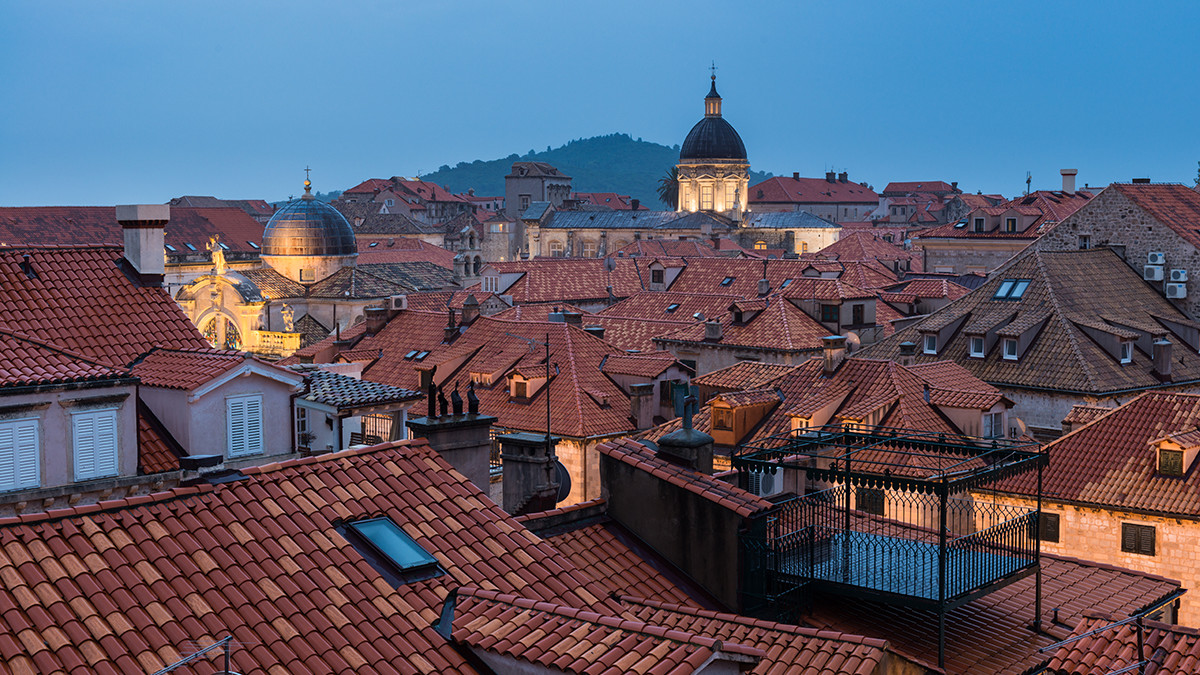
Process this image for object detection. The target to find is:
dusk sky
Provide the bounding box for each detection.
[3,1,1199,206]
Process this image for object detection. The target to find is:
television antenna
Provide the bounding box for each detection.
[151,636,242,675]
[1025,171,1032,196]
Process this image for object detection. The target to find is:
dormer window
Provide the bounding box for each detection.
[1120,340,1133,364]
[651,269,665,284]
[1160,449,1184,476]
[1005,217,1017,233]
[712,408,734,431]
[923,334,937,355]
[969,336,985,358]
[512,379,527,399]
[973,218,985,232]
[1003,338,1019,360]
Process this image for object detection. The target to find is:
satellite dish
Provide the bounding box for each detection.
[845,331,862,354]
[1011,417,1028,439]
[555,459,572,502]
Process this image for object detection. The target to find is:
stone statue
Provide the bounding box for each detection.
[280,304,295,332]
[208,236,227,276]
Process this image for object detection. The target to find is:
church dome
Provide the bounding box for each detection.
[261,181,356,257]
[679,77,747,162]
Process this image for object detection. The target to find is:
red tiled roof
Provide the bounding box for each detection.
[449,587,761,673]
[919,190,1093,240]
[571,192,649,210]
[713,388,782,408]
[1110,183,1200,252]
[656,296,830,352]
[692,362,802,393]
[0,246,208,368]
[601,352,678,378]
[584,315,695,353]
[598,292,741,323]
[136,401,182,474]
[813,231,918,264]
[0,439,624,674]
[599,437,771,517]
[665,258,878,300]
[996,392,1200,515]
[344,178,394,194]
[883,181,956,195]
[356,238,456,269]
[0,206,265,253]
[130,347,249,390]
[885,278,970,300]
[487,258,650,303]
[749,176,879,205]
[1045,613,1200,675]
[403,290,506,313]
[491,302,591,321]
[622,596,891,675]
[608,240,724,258]
[804,553,1182,675]
[1061,403,1114,428]
[0,329,127,388]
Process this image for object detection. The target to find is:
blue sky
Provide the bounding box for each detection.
[2,1,1199,205]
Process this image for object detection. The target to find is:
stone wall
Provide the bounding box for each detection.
[920,239,1029,275]
[1036,188,1199,320]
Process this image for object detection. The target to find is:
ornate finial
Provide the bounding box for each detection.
[451,382,463,416]
[438,386,449,417]
[710,61,717,81]
[302,166,315,201]
[467,380,480,415]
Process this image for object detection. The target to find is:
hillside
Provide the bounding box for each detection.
[416,133,772,209]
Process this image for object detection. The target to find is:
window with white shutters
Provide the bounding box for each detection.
[0,419,39,492]
[73,409,118,481]
[227,395,264,457]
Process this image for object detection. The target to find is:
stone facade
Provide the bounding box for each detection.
[978,492,1190,624]
[919,238,1029,275]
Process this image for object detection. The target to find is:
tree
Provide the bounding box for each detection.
[657,166,679,209]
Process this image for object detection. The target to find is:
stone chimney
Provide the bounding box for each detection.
[584,325,605,340]
[461,294,480,325]
[116,204,169,286]
[364,306,388,336]
[822,335,848,376]
[656,427,714,474]
[1061,169,1078,193]
[898,341,918,367]
[407,387,498,491]
[1153,338,1174,382]
[757,278,770,296]
[792,172,800,180]
[704,320,723,341]
[630,198,640,210]
[500,432,561,516]
[444,309,459,343]
[825,171,836,183]
[838,171,848,183]
[561,311,583,327]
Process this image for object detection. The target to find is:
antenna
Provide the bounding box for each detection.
[151,636,238,675]
[505,331,557,461]
[1025,171,1032,196]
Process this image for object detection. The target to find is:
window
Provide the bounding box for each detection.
[725,183,735,208]
[519,194,531,210]
[299,269,315,282]
[549,241,565,257]
[73,409,119,481]
[754,241,767,250]
[296,406,309,447]
[821,305,840,323]
[1160,449,1185,476]
[659,380,677,405]
[582,241,597,258]
[983,411,1004,439]
[343,517,442,586]
[513,380,527,399]
[1005,217,1017,233]
[184,242,197,251]
[923,334,937,355]
[227,395,264,458]
[801,242,809,254]
[969,336,985,358]
[680,359,697,373]
[993,278,1031,300]
[780,278,793,289]
[665,303,680,313]
[1078,234,1091,250]
[1121,523,1155,556]
[857,487,885,516]
[700,185,714,210]
[1003,338,1019,360]
[164,243,177,252]
[0,419,39,492]
[385,198,394,206]
[851,304,864,326]
[1029,512,1060,542]
[651,269,665,284]
[1120,341,1133,364]
[973,218,985,232]
[720,276,734,286]
[712,408,734,431]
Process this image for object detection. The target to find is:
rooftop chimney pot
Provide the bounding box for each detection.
[822,335,848,377]
[1061,169,1078,193]
[115,204,169,286]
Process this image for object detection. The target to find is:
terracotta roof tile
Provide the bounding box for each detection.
[136,402,182,475]
[656,296,831,352]
[600,353,678,378]
[296,368,420,410]
[0,206,264,254]
[599,438,771,518]
[919,190,1093,240]
[598,292,742,323]
[487,258,649,303]
[692,362,802,393]
[0,329,127,388]
[0,439,625,673]
[1045,613,1200,674]
[0,246,208,368]
[749,176,879,205]
[357,238,455,270]
[129,348,249,390]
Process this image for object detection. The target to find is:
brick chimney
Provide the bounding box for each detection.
[825,171,836,183]
[822,335,848,376]
[1061,169,1078,193]
[898,341,918,367]
[792,172,800,180]
[116,204,169,286]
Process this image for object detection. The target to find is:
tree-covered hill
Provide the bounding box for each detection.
[416,133,772,210]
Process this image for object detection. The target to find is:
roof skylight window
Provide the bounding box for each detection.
[993,278,1031,300]
[415,351,430,361]
[720,277,735,286]
[780,279,794,288]
[369,241,379,247]
[403,350,419,360]
[219,242,231,250]
[184,242,197,251]
[248,241,259,249]
[665,303,680,313]
[164,244,177,252]
[342,517,442,586]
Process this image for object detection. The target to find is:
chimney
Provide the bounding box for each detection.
[364,306,388,336]
[656,426,714,474]
[630,198,639,210]
[115,204,169,286]
[584,325,606,340]
[704,320,723,341]
[461,294,480,325]
[1061,169,1078,193]
[757,278,770,296]
[499,432,561,516]
[822,335,848,376]
[1153,339,1174,382]
[444,309,459,343]
[792,172,800,180]
[825,171,836,183]
[561,311,583,327]
[838,171,848,183]
[898,341,918,367]
[951,181,959,192]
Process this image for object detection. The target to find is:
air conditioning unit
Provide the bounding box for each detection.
[748,470,781,497]
[1148,252,1166,265]
[1171,269,1189,282]
[1166,283,1188,299]
[389,294,408,310]
[1144,265,1164,281]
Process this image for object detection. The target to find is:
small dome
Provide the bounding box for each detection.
[679,116,747,161]
[262,187,356,257]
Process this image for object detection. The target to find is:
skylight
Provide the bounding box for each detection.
[220,242,231,250]
[184,242,197,251]
[248,241,259,249]
[369,241,379,247]
[720,277,735,286]
[415,351,430,361]
[403,350,419,360]
[348,518,437,570]
[780,278,793,288]
[665,303,680,313]
[993,278,1031,300]
[164,244,177,252]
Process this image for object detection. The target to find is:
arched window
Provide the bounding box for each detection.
[202,316,242,351]
[472,256,482,275]
[801,241,809,253]
[754,241,767,251]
